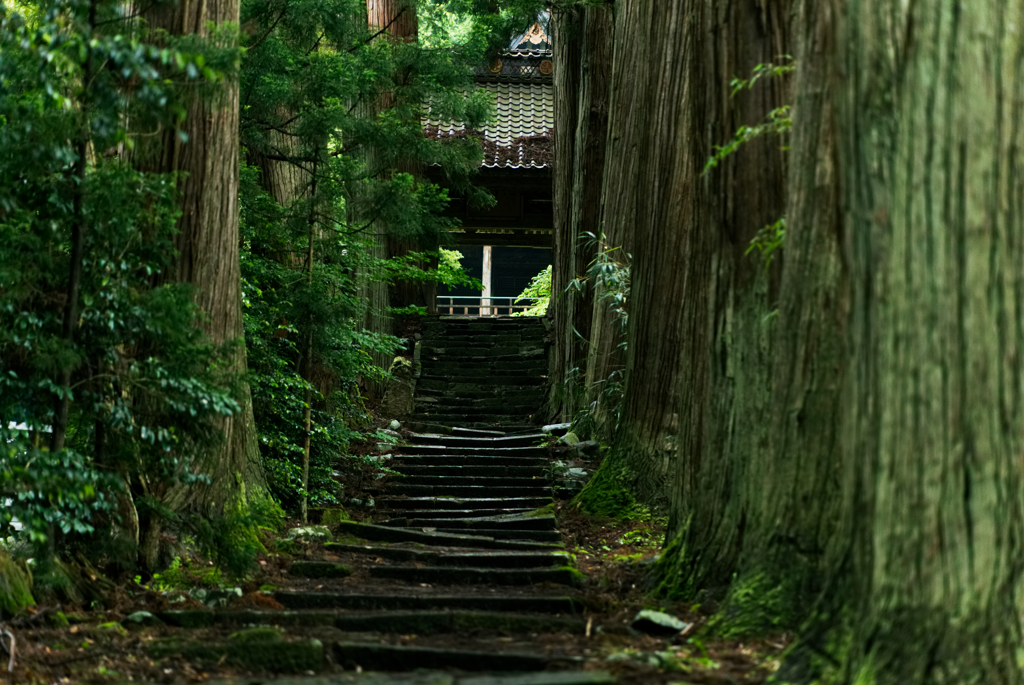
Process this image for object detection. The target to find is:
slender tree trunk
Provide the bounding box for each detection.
[135,0,269,519]
[790,0,1024,681]
[581,0,639,441]
[659,0,792,599]
[549,6,582,420]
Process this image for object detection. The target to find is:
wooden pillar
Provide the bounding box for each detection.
[481,245,493,316]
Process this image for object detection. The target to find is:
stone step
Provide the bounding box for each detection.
[423,350,546,362]
[384,514,555,530]
[420,360,548,372]
[387,484,551,498]
[397,475,547,487]
[380,496,552,510]
[418,377,545,390]
[398,445,547,457]
[333,520,559,549]
[331,610,584,637]
[275,591,581,614]
[328,543,569,567]
[406,433,548,448]
[428,333,546,344]
[397,464,548,477]
[411,411,537,423]
[406,422,540,435]
[429,528,562,542]
[383,508,537,519]
[334,642,564,672]
[415,400,541,415]
[393,455,547,467]
[368,565,579,587]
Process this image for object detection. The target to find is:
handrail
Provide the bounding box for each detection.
[437,296,537,316]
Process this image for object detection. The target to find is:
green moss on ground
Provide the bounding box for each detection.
[320,508,351,525]
[571,457,651,521]
[556,565,587,588]
[706,571,805,640]
[526,502,555,518]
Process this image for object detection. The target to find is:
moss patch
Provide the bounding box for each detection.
[526,502,555,518]
[571,457,651,521]
[706,571,803,640]
[320,508,351,525]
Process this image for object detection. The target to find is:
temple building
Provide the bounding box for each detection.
[425,14,554,314]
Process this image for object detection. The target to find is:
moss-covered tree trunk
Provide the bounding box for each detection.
[659,0,791,598]
[796,0,1024,681]
[135,0,270,529]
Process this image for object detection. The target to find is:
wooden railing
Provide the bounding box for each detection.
[437,296,538,316]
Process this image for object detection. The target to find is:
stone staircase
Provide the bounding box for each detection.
[410,316,548,434]
[141,316,612,684]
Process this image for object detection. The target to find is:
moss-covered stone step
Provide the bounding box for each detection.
[406,433,547,448]
[334,642,570,672]
[380,496,552,510]
[387,484,551,499]
[396,464,548,478]
[148,633,323,673]
[333,520,559,550]
[274,591,582,614]
[158,609,335,628]
[326,543,570,568]
[423,346,545,359]
[383,514,556,531]
[368,565,581,587]
[414,399,541,414]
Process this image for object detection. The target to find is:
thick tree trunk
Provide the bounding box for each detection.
[577,0,698,510]
[802,0,1024,681]
[135,0,269,519]
[660,0,792,598]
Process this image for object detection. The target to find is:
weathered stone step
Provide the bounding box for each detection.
[387,484,551,498]
[368,565,579,587]
[420,360,547,373]
[381,496,552,510]
[418,377,545,390]
[275,591,581,614]
[333,610,584,635]
[327,543,570,568]
[384,508,537,519]
[452,426,508,437]
[410,413,538,426]
[406,432,548,448]
[334,642,563,672]
[415,400,540,415]
[398,445,546,458]
[397,464,548,477]
[148,636,323,673]
[429,528,562,542]
[204,670,617,685]
[429,333,546,344]
[333,520,559,549]
[384,514,556,531]
[392,458,547,470]
[398,475,546,487]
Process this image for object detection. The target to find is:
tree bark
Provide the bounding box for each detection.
[581,0,639,441]
[549,6,582,420]
[659,0,794,599]
[803,0,1024,681]
[134,0,269,519]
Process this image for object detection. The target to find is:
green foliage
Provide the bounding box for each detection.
[571,455,651,522]
[704,105,792,173]
[0,0,247,547]
[746,217,786,268]
[512,264,551,317]
[150,557,226,592]
[0,549,34,616]
[729,56,794,95]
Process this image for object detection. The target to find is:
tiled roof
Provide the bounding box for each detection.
[476,50,553,82]
[425,82,553,169]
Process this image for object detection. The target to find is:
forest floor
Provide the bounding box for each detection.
[0,495,789,685]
